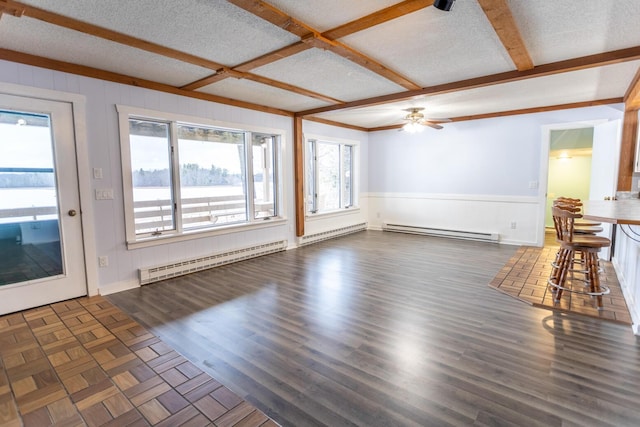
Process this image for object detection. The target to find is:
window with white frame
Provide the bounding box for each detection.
[306,136,357,214]
[118,106,282,243]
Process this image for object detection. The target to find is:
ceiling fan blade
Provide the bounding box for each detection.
[425,118,452,124]
[425,122,444,130]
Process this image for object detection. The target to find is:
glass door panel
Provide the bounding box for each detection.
[0,109,62,286]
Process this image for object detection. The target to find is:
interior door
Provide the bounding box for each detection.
[589,119,621,259]
[0,93,86,315]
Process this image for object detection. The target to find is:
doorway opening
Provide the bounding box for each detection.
[545,127,594,233]
[539,119,621,254]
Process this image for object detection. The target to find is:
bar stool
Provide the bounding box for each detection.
[554,197,602,229]
[551,198,603,274]
[548,205,611,310]
[557,204,603,235]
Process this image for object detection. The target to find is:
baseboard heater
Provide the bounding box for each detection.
[298,222,367,246]
[382,223,499,243]
[139,240,287,285]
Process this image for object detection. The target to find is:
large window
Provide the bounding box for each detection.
[119,107,282,244]
[306,137,357,214]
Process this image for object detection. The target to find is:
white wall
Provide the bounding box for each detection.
[367,105,625,245]
[0,60,368,294]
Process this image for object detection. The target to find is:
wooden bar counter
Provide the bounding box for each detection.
[583,199,640,334]
[582,199,640,225]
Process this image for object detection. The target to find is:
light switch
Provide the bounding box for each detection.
[95,189,114,200]
[93,168,103,179]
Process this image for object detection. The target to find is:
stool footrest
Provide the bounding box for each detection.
[547,279,610,296]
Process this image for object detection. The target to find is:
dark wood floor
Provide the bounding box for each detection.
[108,231,640,427]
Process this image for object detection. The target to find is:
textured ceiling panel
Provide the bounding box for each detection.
[342,1,515,87]
[509,0,640,64]
[0,16,213,87]
[19,0,300,66]
[265,0,403,32]
[3,1,636,128]
[252,49,406,103]
[313,61,640,128]
[198,78,331,112]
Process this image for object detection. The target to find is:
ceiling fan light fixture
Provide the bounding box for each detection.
[403,121,424,134]
[433,0,455,11]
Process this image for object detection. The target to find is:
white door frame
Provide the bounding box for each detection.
[0,82,98,297]
[537,119,608,247]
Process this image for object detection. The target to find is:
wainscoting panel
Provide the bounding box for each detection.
[366,193,541,246]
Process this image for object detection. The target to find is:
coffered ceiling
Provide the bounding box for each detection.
[1,0,639,130]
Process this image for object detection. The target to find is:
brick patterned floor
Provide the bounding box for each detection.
[489,244,632,325]
[0,296,279,427]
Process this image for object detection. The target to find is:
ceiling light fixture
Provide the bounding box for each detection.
[401,108,450,132]
[402,121,425,134]
[402,108,426,133]
[433,0,455,11]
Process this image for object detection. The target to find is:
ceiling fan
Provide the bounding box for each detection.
[401,108,451,133]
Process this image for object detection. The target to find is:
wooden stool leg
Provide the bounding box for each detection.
[589,253,604,310]
[555,248,573,302]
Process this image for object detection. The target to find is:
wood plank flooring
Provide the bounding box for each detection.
[0,296,278,426]
[107,231,640,427]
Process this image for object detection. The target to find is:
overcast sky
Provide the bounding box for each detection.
[0,123,54,169]
[131,135,243,173]
[1,125,244,174]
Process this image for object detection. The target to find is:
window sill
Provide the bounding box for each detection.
[126,217,287,250]
[305,207,361,221]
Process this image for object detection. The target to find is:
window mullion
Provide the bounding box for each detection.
[271,136,279,217]
[244,132,255,222]
[170,122,183,233]
[311,140,318,214]
[343,144,353,208]
[338,144,344,208]
[349,145,354,207]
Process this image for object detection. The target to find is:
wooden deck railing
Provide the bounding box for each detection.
[0,206,57,221]
[0,196,274,232]
[134,195,274,232]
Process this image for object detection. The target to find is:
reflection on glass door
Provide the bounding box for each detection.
[0,109,63,285]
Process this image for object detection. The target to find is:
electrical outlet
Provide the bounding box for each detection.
[98,256,108,267]
[510,221,517,229]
